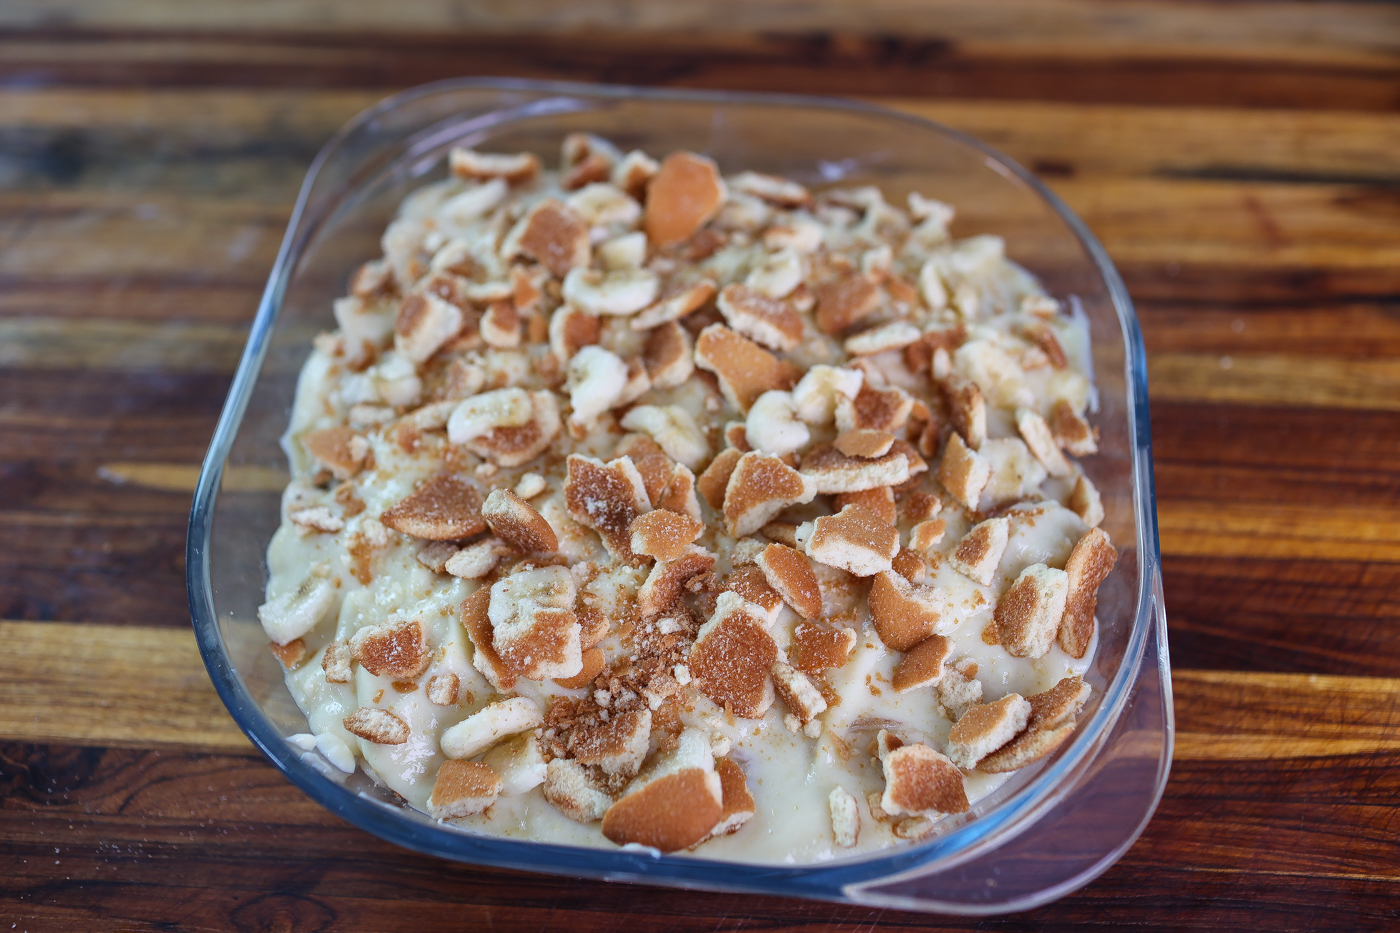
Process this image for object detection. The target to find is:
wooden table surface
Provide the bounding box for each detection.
[3,1,1400,929]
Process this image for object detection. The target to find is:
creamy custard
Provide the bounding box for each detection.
[259,136,1114,863]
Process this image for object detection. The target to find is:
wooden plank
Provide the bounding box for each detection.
[5,621,1399,761]
[1151,402,1400,476]
[4,1,1397,66]
[2,742,1399,932]
[0,370,228,461]
[0,461,280,516]
[1155,462,1400,513]
[1,31,1396,111]
[0,318,249,373]
[0,461,196,516]
[1173,670,1400,759]
[5,93,1400,209]
[0,524,193,628]
[0,621,250,751]
[0,191,287,281]
[1158,502,1400,562]
[100,462,286,493]
[1135,753,1400,887]
[1148,352,1400,413]
[0,279,265,325]
[895,100,1400,184]
[1164,556,1400,677]
[1,101,1397,317]
[5,89,1400,183]
[1120,261,1400,305]
[1050,177,1400,271]
[1138,303,1400,359]
[0,86,373,134]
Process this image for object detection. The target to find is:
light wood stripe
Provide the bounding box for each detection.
[1174,735,1400,760]
[1135,305,1400,359]
[0,318,250,373]
[1173,669,1400,759]
[0,87,374,134]
[1172,868,1400,886]
[1158,502,1400,562]
[890,100,1400,182]
[4,621,1397,760]
[0,190,286,281]
[1051,177,1400,271]
[1176,669,1400,694]
[1,620,251,751]
[98,462,288,493]
[1148,352,1400,413]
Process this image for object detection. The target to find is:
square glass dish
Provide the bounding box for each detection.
[187,78,1171,915]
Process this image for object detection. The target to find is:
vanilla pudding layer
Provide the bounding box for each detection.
[259,137,1109,864]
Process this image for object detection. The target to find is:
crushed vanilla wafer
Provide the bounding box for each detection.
[260,136,1111,863]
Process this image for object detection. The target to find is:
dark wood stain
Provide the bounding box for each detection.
[3,28,1398,110]
[5,742,1400,930]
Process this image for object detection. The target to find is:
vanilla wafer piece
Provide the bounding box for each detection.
[945,694,1031,769]
[878,735,968,817]
[379,473,485,541]
[803,505,900,577]
[754,543,822,620]
[995,563,1069,659]
[688,592,778,719]
[1059,528,1117,658]
[483,488,558,553]
[428,760,502,818]
[629,508,704,562]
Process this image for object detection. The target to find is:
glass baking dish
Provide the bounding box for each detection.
[187,78,1171,915]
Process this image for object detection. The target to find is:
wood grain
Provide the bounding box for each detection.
[0,514,190,627]
[1149,352,1400,412]
[0,622,248,751]
[1173,670,1400,758]
[0,370,229,461]
[1139,303,1400,359]
[3,625,1400,927]
[6,89,1400,185]
[3,28,1399,111]
[100,462,287,493]
[0,318,250,373]
[1164,556,1400,676]
[3,742,1399,932]
[0,191,286,281]
[0,280,266,325]
[7,0,1397,63]
[1151,402,1400,476]
[1159,502,1400,562]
